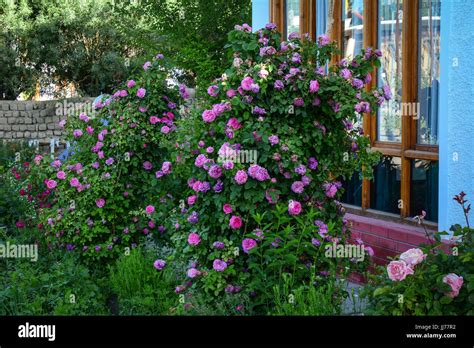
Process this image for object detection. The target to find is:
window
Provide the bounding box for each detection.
[270,0,440,223]
[418,0,441,145]
[286,0,301,35]
[342,0,364,59]
[378,0,403,142]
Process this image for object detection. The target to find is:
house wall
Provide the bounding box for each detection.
[438,0,474,231]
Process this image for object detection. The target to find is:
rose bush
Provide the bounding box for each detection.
[29,55,188,260]
[169,24,384,309]
[364,192,474,315]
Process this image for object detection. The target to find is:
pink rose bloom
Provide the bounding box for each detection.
[136,88,146,98]
[207,85,219,97]
[70,178,80,187]
[213,259,228,272]
[202,109,217,123]
[187,195,197,205]
[387,260,414,281]
[73,129,83,138]
[86,126,94,134]
[288,200,302,215]
[234,170,248,185]
[46,180,57,189]
[58,120,66,128]
[154,259,166,270]
[226,89,237,98]
[127,80,136,88]
[143,161,153,170]
[227,117,241,130]
[241,76,254,91]
[242,238,257,253]
[443,273,464,298]
[96,198,106,208]
[188,233,201,246]
[57,171,66,180]
[150,116,159,124]
[145,205,155,215]
[34,155,43,165]
[309,80,320,93]
[187,268,201,278]
[229,215,243,229]
[223,204,232,214]
[143,61,152,70]
[399,248,427,267]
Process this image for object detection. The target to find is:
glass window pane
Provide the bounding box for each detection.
[418,0,441,145]
[316,0,329,37]
[377,0,403,142]
[370,156,401,214]
[286,0,300,36]
[411,159,438,222]
[341,172,363,206]
[342,0,364,60]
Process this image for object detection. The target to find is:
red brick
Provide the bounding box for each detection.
[370,224,388,237]
[397,242,414,252]
[377,236,398,251]
[406,232,430,246]
[358,232,378,245]
[387,229,408,242]
[371,245,397,260]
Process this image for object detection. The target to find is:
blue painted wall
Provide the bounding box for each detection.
[438,0,474,231]
[252,0,269,32]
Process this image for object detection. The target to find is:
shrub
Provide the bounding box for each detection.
[34,54,187,261]
[363,192,474,315]
[169,24,384,310]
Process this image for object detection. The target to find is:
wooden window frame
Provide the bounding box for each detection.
[269,0,439,221]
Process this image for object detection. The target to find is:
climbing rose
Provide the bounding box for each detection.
[234,170,248,185]
[145,205,155,215]
[241,77,254,91]
[443,273,464,298]
[213,259,228,272]
[288,200,302,215]
[46,180,57,189]
[399,248,427,267]
[154,259,166,270]
[229,215,243,229]
[202,109,217,123]
[187,268,201,278]
[136,88,146,98]
[242,238,257,253]
[188,233,201,246]
[96,198,106,208]
[223,204,233,214]
[309,80,320,93]
[387,260,414,281]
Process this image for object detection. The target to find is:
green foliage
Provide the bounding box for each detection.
[363,193,474,315]
[0,236,108,315]
[109,248,178,315]
[117,0,252,87]
[272,272,345,315]
[0,0,145,99]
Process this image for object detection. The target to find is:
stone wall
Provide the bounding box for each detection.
[0,98,95,146]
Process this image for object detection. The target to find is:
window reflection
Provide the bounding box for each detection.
[418,0,441,145]
[286,0,300,36]
[370,156,401,214]
[411,159,438,221]
[342,0,364,59]
[377,0,403,142]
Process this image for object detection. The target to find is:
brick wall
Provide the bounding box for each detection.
[346,213,437,265]
[0,99,94,144]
